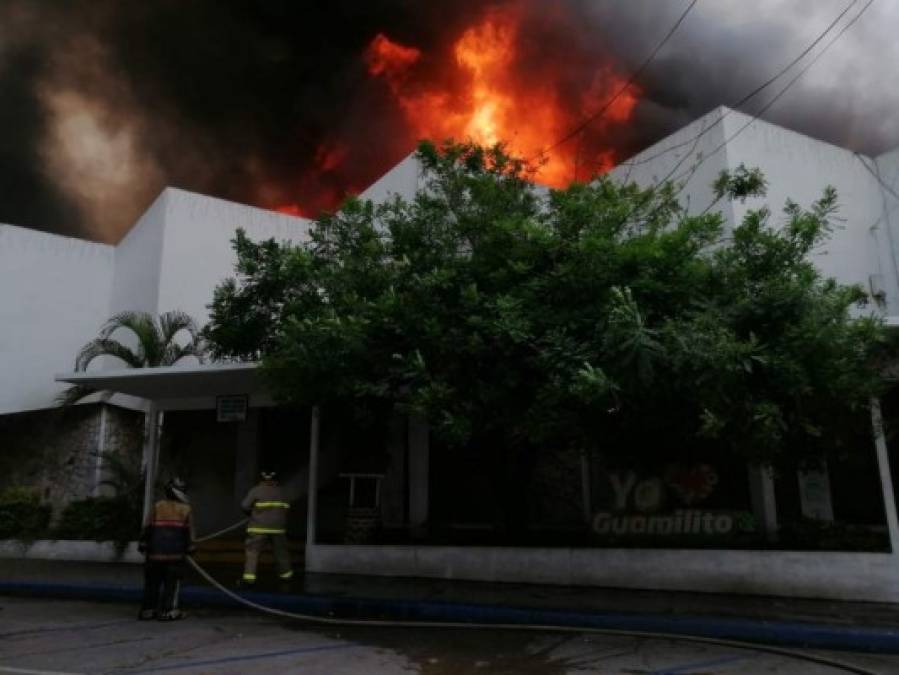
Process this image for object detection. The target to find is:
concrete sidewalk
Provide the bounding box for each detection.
[1,559,898,653]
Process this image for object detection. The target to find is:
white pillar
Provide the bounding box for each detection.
[580,450,592,525]
[748,463,778,540]
[306,406,321,550]
[141,402,160,525]
[871,398,899,554]
[92,405,109,497]
[408,415,429,537]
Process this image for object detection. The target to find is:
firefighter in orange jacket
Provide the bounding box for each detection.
[138,477,196,620]
[239,471,292,587]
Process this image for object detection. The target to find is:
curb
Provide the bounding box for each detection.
[3,580,899,654]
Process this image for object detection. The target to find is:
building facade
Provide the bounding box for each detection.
[3,107,899,599]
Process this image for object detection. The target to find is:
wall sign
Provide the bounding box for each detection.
[593,465,754,538]
[593,509,736,536]
[216,395,248,422]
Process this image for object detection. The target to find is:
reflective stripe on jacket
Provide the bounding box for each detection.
[142,499,194,561]
[242,482,290,534]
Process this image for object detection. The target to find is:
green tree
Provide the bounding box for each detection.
[205,141,886,474]
[59,310,205,405]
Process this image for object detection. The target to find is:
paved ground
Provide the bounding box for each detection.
[2,597,898,674]
[4,559,899,629]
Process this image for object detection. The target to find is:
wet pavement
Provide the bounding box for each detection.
[2,558,899,630]
[2,596,898,674]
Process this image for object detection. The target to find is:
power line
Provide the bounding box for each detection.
[535,0,700,162]
[858,151,899,203]
[677,0,878,195]
[616,0,861,172]
[611,0,876,232]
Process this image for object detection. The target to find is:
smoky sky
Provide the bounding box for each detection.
[1,0,896,243]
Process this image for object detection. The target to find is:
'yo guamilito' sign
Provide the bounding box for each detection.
[592,465,750,538]
[592,509,735,536]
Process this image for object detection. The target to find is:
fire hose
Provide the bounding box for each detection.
[187,520,877,674]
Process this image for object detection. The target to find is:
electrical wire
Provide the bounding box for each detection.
[610,0,876,233]
[858,152,899,203]
[673,0,878,198]
[616,0,862,172]
[535,0,700,162]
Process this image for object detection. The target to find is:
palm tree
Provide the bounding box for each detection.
[58,310,206,405]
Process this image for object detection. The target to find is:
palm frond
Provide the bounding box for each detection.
[99,311,155,340]
[75,339,144,371]
[55,385,99,407]
[163,341,207,366]
[75,310,204,373]
[100,311,162,366]
[158,311,200,345]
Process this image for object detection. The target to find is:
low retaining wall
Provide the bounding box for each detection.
[0,539,142,563]
[306,544,899,603]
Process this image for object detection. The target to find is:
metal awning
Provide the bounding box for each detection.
[55,362,263,402]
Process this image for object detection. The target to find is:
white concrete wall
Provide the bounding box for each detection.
[611,107,899,314]
[307,543,899,603]
[720,109,891,313]
[0,189,311,414]
[359,153,422,204]
[3,109,899,416]
[610,106,736,228]
[155,188,312,325]
[108,191,167,318]
[0,225,114,414]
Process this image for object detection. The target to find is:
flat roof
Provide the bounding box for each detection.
[55,362,262,401]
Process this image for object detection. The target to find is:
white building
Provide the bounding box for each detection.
[3,106,899,601]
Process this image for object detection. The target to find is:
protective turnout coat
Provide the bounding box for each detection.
[241,482,290,534]
[140,499,195,561]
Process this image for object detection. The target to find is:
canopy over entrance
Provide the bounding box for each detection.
[55,362,265,408]
[53,362,317,535]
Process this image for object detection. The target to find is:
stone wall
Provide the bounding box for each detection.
[0,403,143,514]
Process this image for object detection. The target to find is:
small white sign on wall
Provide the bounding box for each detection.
[798,462,834,522]
[216,395,248,422]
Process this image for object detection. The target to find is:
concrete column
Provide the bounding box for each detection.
[580,450,592,525]
[381,413,407,527]
[141,402,160,526]
[306,406,321,549]
[408,415,429,537]
[233,408,259,502]
[871,398,899,554]
[92,404,109,497]
[748,463,777,540]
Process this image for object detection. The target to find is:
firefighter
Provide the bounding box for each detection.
[138,477,196,621]
[239,470,292,587]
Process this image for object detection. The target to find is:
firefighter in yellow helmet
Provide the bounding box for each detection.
[238,470,293,587]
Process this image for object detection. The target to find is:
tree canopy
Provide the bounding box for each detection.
[205,141,886,467]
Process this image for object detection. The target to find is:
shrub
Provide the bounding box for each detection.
[54,496,142,552]
[0,487,52,541]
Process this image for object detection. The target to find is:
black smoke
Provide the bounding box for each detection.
[0,0,894,242]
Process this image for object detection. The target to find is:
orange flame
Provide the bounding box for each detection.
[367,5,639,187]
[274,3,639,216]
[366,33,421,87]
